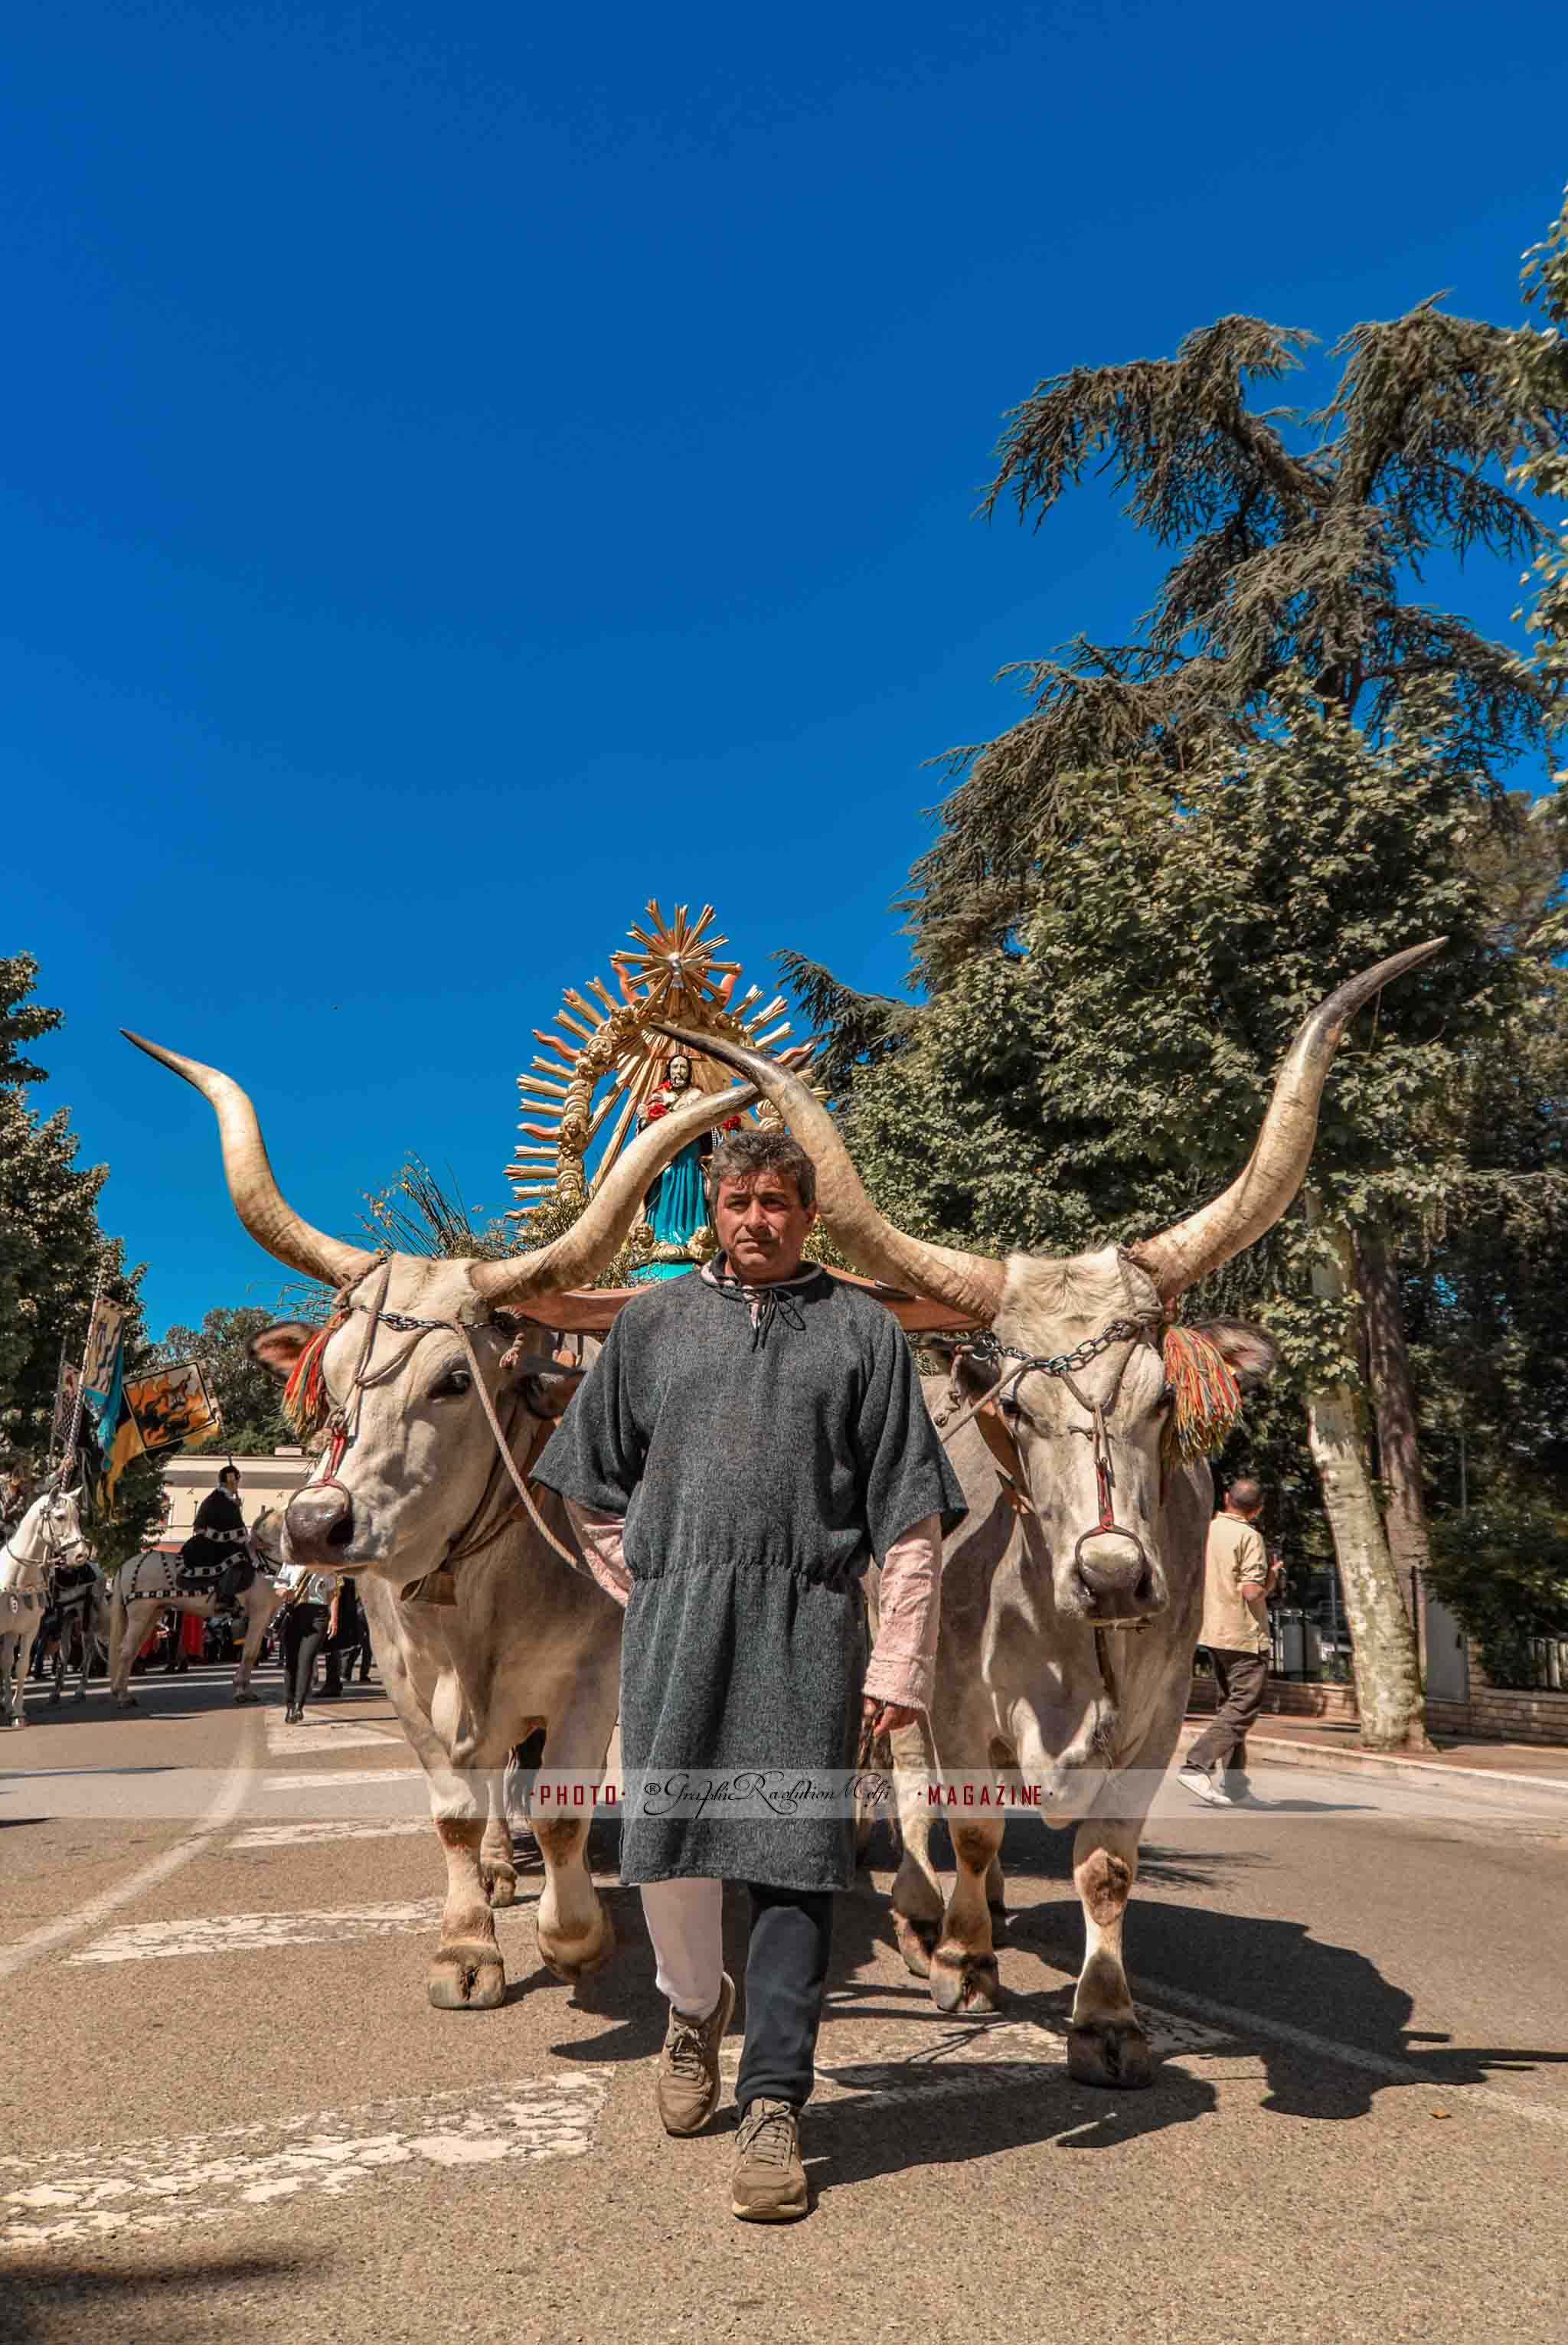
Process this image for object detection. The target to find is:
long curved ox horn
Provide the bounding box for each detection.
[125,1027,765,1304]
[470,1075,763,1302]
[649,1024,1007,1323]
[122,1032,377,1287]
[1128,938,1447,1300]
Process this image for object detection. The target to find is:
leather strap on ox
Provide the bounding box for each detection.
[305,1257,585,1584]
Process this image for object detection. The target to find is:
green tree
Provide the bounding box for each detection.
[901,266,1565,986]
[0,958,112,1462]
[799,684,1508,1745]
[1510,186,1568,702]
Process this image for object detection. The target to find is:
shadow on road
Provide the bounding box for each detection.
[1,2251,321,2344]
[1002,1889,1568,2121]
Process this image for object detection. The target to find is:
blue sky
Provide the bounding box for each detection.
[5,0,1565,1338]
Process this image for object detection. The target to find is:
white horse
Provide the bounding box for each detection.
[1,1487,87,1729]
[43,1549,112,1703]
[107,1511,289,1708]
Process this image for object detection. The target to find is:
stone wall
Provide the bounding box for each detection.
[1423,1686,1568,1746]
[1190,1668,1568,1745]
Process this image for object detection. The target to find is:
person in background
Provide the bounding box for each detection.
[1179,1477,1277,1808]
[319,1576,365,1697]
[275,1565,338,1723]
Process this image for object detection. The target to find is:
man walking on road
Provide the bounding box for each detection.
[1180,1477,1276,1808]
[534,1127,965,2223]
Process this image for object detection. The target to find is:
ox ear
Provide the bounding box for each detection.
[250,1321,318,1381]
[1192,1318,1279,1392]
[518,1364,587,1423]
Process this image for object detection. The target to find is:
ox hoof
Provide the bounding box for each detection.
[538,1909,615,1983]
[232,1688,258,1706]
[73,1687,87,1703]
[427,1951,506,2010]
[929,1949,1000,2015]
[116,1695,139,1711]
[1067,2019,1154,2091]
[482,1862,518,1910]
[891,1909,937,1978]
[47,1690,62,1706]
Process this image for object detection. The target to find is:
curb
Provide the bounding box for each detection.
[1176,1720,1568,1804]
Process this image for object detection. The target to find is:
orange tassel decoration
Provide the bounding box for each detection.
[282,1318,342,1440]
[1160,1322,1243,1475]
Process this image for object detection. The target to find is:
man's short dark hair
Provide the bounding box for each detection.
[220,1466,241,1488]
[707,1128,817,1211]
[1227,1477,1263,1513]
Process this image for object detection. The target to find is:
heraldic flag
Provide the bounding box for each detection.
[80,1299,144,1501]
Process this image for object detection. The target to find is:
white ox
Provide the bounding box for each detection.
[1,1487,87,1728]
[125,1028,763,2010]
[668,938,1442,2092]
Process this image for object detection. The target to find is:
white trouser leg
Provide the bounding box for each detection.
[640,1878,724,2018]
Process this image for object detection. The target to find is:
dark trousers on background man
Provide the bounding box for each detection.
[282,1602,330,1716]
[1186,1648,1269,1790]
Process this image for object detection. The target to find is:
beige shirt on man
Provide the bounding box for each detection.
[1200,1513,1270,1653]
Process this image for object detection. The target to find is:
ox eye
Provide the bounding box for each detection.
[999,1396,1024,1423]
[429,1367,472,1400]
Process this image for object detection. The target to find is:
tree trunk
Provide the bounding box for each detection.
[1303,1198,1429,1751]
[1354,1218,1434,1626]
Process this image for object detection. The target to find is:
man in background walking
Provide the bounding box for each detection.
[1180,1477,1276,1808]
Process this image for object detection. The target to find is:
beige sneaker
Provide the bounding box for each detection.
[731,2098,808,2222]
[655,1972,735,2137]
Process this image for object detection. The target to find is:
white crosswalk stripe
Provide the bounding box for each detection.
[0,2072,611,2247]
[720,2009,1228,2105]
[228,1818,433,1850]
[67,1900,446,1964]
[262,1769,424,1791]
[263,1706,404,1758]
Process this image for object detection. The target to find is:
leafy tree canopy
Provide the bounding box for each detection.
[902,247,1568,985]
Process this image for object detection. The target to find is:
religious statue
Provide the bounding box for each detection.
[630,1050,743,1282]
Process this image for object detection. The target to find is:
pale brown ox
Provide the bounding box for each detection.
[124,1027,763,2010]
[659,937,1442,2090]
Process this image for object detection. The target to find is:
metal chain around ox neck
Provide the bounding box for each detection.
[933,1316,1165,1634]
[309,1258,583,1578]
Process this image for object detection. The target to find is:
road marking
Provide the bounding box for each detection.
[263,1709,403,1758]
[262,1768,424,1791]
[67,1899,447,1965]
[0,2072,610,2248]
[722,2008,1226,2106]
[228,1818,433,1850]
[0,1716,260,1985]
[1132,1976,1568,2132]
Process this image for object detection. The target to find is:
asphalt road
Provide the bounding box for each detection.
[2,1665,1564,2345]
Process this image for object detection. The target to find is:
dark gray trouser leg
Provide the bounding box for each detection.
[734,1883,834,2113]
[1187,1648,1269,1775]
[283,1607,327,1710]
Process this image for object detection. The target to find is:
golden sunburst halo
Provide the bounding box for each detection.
[505,899,797,1216]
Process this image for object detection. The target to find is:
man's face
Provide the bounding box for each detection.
[713,1170,818,1282]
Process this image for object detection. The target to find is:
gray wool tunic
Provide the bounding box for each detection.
[533,1261,967,1891]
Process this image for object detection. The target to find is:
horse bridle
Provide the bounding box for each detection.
[3,1504,78,1612]
[306,1256,585,1580]
[934,1317,1165,1632]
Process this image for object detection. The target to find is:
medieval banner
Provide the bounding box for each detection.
[126,1361,222,1454]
